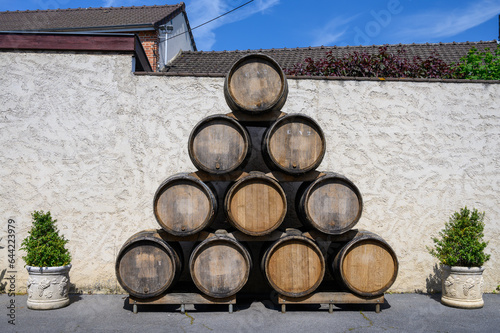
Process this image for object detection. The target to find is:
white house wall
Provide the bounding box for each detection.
[166,12,195,63]
[1,51,499,294]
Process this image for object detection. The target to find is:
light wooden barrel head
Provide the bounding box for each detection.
[190,239,251,298]
[117,241,175,298]
[154,175,216,236]
[155,179,213,235]
[189,116,250,174]
[304,176,362,234]
[265,114,325,174]
[265,238,325,297]
[228,58,283,112]
[341,239,397,296]
[226,175,286,236]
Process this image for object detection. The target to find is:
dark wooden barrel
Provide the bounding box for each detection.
[262,114,326,175]
[189,233,252,298]
[153,173,217,236]
[332,231,398,296]
[224,53,288,114]
[115,230,183,299]
[225,172,287,236]
[188,114,251,174]
[261,230,325,297]
[297,173,363,234]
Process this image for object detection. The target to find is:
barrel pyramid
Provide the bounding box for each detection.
[116,53,398,307]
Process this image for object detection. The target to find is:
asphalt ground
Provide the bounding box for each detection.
[1,293,499,332]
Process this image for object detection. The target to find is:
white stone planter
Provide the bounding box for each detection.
[26,264,71,310]
[441,265,484,309]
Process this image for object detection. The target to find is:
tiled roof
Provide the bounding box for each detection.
[164,40,499,75]
[0,4,184,31]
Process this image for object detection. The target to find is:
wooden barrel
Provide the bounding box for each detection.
[261,230,325,297]
[115,230,183,299]
[224,53,288,114]
[189,233,252,298]
[188,114,251,174]
[262,114,326,175]
[332,231,398,296]
[297,173,363,234]
[153,173,217,236]
[225,172,287,236]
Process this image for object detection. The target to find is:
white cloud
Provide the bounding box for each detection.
[396,0,500,40]
[311,15,360,46]
[187,0,280,50]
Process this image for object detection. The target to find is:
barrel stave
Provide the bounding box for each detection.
[263,114,326,175]
[153,173,217,236]
[189,235,252,298]
[224,54,288,114]
[225,172,287,236]
[298,172,363,235]
[332,231,398,296]
[261,232,325,298]
[115,230,183,298]
[188,115,251,174]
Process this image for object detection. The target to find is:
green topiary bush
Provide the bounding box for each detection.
[21,211,71,267]
[428,207,490,267]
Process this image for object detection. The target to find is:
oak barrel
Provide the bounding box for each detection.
[188,114,251,174]
[153,173,217,236]
[225,172,287,236]
[332,231,398,296]
[297,173,363,234]
[262,114,326,175]
[224,53,288,114]
[261,230,325,297]
[115,230,183,299]
[189,233,252,298]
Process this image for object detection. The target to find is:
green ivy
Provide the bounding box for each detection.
[21,211,71,267]
[455,45,500,80]
[428,207,490,267]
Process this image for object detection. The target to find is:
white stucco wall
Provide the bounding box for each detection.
[1,51,499,294]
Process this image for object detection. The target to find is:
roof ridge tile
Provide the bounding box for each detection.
[0,3,180,15]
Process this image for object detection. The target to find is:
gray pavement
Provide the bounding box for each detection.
[1,293,500,332]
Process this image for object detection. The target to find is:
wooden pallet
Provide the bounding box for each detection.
[278,292,384,314]
[129,293,236,314]
[129,291,383,314]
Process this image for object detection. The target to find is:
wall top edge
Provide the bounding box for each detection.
[134,71,500,84]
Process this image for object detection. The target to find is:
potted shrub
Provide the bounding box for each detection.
[20,211,72,310]
[428,207,490,308]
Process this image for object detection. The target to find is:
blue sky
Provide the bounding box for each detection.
[1,0,499,51]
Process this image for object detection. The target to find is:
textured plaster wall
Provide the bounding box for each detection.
[1,51,499,294]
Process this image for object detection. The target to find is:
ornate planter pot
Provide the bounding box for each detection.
[441,265,484,309]
[26,264,71,310]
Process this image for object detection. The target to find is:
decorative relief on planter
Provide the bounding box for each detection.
[59,276,69,297]
[443,275,458,297]
[441,265,484,309]
[463,278,475,297]
[26,265,71,310]
[28,275,68,299]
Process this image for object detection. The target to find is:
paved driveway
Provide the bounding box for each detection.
[2,293,499,332]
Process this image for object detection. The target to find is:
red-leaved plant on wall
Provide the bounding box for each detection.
[284,46,463,79]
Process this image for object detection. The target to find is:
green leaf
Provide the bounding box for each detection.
[428,207,490,267]
[20,211,71,267]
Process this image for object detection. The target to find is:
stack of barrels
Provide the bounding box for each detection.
[115,54,398,304]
